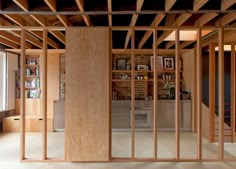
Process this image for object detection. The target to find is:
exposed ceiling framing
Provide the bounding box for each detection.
[0,0,234,50]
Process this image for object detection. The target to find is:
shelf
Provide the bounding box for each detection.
[135,70,153,73]
[25,87,40,90]
[112,79,131,82]
[25,64,39,67]
[112,79,182,82]
[25,76,40,78]
[112,70,131,73]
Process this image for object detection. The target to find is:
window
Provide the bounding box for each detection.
[0,52,7,111]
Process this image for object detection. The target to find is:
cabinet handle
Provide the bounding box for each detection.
[14,118,20,120]
[39,118,43,120]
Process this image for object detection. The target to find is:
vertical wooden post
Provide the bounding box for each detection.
[196,28,202,160]
[175,29,180,160]
[209,43,216,142]
[20,28,26,161]
[153,28,158,159]
[193,48,197,133]
[42,29,48,160]
[131,29,135,158]
[218,28,224,160]
[109,27,112,160]
[231,43,236,142]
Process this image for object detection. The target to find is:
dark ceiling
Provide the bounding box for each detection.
[0,0,235,49]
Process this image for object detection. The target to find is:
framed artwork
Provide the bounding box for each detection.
[137,65,148,70]
[150,56,163,70]
[116,58,127,70]
[163,57,174,70]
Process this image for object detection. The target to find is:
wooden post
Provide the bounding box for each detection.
[175,29,180,160]
[231,43,236,142]
[153,28,158,159]
[131,29,135,158]
[42,29,48,160]
[109,27,112,160]
[20,28,26,161]
[197,28,202,160]
[218,28,224,160]
[209,43,216,142]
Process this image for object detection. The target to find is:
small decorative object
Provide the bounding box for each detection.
[150,56,163,70]
[163,57,174,70]
[137,65,148,70]
[117,58,127,70]
[164,82,175,99]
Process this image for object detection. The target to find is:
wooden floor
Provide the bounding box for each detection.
[1,132,236,168]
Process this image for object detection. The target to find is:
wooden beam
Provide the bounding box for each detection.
[194,13,218,27]
[193,0,209,11]
[138,14,165,48]
[13,0,28,11]
[165,0,176,11]
[50,31,65,44]
[180,41,194,49]
[0,34,19,48]
[12,0,63,46]
[42,29,48,160]
[75,0,92,26]
[175,13,192,27]
[0,31,32,48]
[197,28,202,160]
[124,0,144,48]
[30,15,47,27]
[216,13,236,26]
[30,31,59,49]
[44,0,70,26]
[20,28,26,161]
[175,29,180,160]
[221,0,236,10]
[209,43,216,142]
[107,0,112,26]
[13,31,42,48]
[3,14,27,26]
[156,13,191,47]
[166,41,175,49]
[231,43,236,142]
[218,28,224,160]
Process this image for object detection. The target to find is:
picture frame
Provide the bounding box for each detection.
[150,56,163,70]
[116,58,127,70]
[137,65,148,70]
[163,57,174,70]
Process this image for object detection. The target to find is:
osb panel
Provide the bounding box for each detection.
[65,28,110,161]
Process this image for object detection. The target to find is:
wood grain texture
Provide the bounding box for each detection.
[209,43,216,142]
[46,53,59,118]
[65,28,110,161]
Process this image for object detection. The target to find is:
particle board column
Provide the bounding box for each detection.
[65,28,110,161]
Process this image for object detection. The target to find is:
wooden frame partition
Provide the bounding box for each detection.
[14,26,236,162]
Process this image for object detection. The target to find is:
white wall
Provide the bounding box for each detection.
[7,52,18,110]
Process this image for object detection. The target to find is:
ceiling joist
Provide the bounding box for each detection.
[193,0,209,11]
[44,0,70,26]
[75,0,92,26]
[108,0,112,26]
[12,0,64,47]
[124,0,144,48]
[221,0,236,11]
